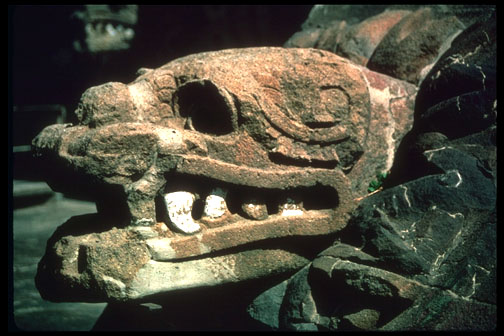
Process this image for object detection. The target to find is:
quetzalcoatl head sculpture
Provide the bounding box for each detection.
[34,47,416,302]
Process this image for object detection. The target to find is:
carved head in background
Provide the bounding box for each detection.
[33,47,416,302]
[72,5,138,53]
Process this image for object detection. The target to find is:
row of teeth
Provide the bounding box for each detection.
[85,22,135,39]
[163,187,304,234]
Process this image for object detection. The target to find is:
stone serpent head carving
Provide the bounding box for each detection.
[72,5,138,53]
[33,47,416,302]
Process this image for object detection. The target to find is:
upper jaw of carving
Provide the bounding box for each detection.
[33,118,355,243]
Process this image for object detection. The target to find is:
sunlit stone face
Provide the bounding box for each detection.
[33,47,416,302]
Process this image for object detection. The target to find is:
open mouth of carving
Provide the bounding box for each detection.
[156,173,339,236]
[86,20,135,39]
[132,173,345,262]
[75,19,136,53]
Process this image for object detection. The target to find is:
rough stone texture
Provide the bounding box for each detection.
[299,5,393,28]
[284,27,323,49]
[367,8,465,84]
[387,11,497,187]
[250,141,497,331]
[414,12,497,126]
[286,10,413,67]
[284,7,414,65]
[335,10,412,66]
[33,47,416,302]
[285,5,495,85]
[248,12,496,331]
[35,212,318,303]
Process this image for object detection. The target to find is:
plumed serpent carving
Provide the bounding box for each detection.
[33,47,416,302]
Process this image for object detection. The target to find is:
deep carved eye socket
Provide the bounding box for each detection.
[174,80,236,136]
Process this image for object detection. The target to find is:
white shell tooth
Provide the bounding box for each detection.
[163,191,201,234]
[85,23,93,34]
[124,28,135,39]
[106,23,116,36]
[203,188,228,219]
[280,197,304,216]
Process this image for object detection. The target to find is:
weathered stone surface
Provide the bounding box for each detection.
[387,11,496,187]
[277,265,322,331]
[381,289,496,331]
[336,10,412,66]
[367,8,465,84]
[33,47,416,302]
[35,214,150,302]
[250,146,496,329]
[285,5,494,85]
[92,276,286,331]
[414,12,496,120]
[285,9,412,66]
[247,274,290,329]
[341,309,381,330]
[347,66,416,193]
[300,5,392,28]
[311,20,346,52]
[283,27,322,49]
[35,213,315,303]
[423,4,495,27]
[249,12,496,330]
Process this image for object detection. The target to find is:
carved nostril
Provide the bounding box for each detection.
[174,80,236,136]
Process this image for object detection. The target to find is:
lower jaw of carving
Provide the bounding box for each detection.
[37,180,348,302]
